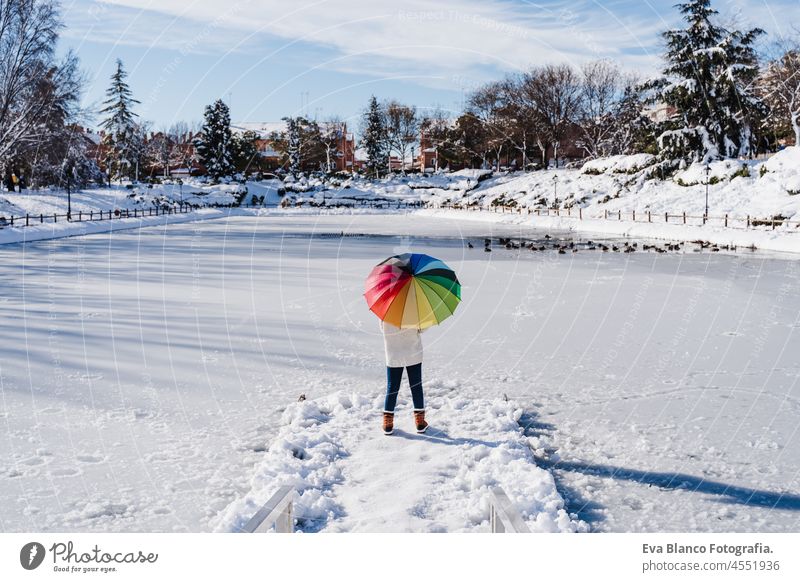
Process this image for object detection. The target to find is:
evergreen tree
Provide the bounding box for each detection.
[611,84,657,155]
[649,0,765,162]
[196,99,235,181]
[231,130,259,175]
[285,117,301,177]
[361,96,386,178]
[99,59,140,181]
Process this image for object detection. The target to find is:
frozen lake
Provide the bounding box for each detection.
[1,213,799,532]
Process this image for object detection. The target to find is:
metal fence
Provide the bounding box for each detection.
[0,201,247,229]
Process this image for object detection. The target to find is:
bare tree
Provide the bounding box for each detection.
[502,75,545,169]
[320,117,346,173]
[0,1,83,178]
[521,64,582,167]
[419,107,453,171]
[577,60,623,159]
[760,34,800,146]
[383,101,418,173]
[467,81,512,170]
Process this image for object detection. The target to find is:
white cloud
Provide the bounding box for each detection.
[67,0,799,85]
[72,0,669,75]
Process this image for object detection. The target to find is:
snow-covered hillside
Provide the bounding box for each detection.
[279,149,800,227]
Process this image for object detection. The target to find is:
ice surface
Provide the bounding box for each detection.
[1,214,799,532]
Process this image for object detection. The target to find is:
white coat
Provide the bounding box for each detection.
[380,321,425,367]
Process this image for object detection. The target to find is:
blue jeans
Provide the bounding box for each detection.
[384,363,424,413]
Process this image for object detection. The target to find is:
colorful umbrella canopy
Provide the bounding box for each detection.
[364,253,461,329]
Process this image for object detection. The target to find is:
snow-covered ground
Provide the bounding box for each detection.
[213,388,581,533]
[2,214,799,533]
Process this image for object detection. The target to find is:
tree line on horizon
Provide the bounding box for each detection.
[1,0,799,191]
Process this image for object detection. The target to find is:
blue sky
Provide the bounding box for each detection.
[60,0,798,130]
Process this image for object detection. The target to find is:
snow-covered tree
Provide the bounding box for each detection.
[269,117,325,174]
[576,60,624,159]
[195,99,234,181]
[0,0,85,186]
[610,81,657,155]
[360,96,386,178]
[99,59,140,181]
[648,0,765,162]
[320,118,346,173]
[231,129,259,175]
[285,117,301,177]
[59,129,101,199]
[759,38,800,147]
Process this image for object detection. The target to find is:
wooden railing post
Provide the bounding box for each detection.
[242,486,296,534]
[489,487,530,533]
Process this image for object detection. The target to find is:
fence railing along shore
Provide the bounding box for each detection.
[424,201,800,231]
[0,198,424,230]
[0,201,228,229]
[2,196,796,233]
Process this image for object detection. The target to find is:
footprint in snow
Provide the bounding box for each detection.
[50,467,82,477]
[76,454,105,464]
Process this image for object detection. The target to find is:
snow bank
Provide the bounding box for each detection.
[759,147,800,196]
[213,385,583,533]
[581,154,656,175]
[673,159,752,185]
[761,146,800,174]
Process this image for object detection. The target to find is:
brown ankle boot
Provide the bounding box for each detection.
[382,412,394,435]
[414,410,428,434]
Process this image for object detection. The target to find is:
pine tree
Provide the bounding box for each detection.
[285,117,301,177]
[361,96,386,178]
[99,59,140,181]
[231,130,259,175]
[196,99,235,181]
[649,0,765,163]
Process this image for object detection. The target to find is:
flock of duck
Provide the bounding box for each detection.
[467,236,748,254]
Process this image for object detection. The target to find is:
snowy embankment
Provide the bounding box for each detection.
[0,206,409,245]
[0,177,283,219]
[0,208,237,245]
[213,384,584,533]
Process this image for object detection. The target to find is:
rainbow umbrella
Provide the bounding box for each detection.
[364,253,461,330]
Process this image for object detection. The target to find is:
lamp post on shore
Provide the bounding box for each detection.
[552,174,558,209]
[704,162,710,224]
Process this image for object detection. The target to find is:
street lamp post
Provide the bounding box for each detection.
[552,175,558,209]
[704,162,710,224]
